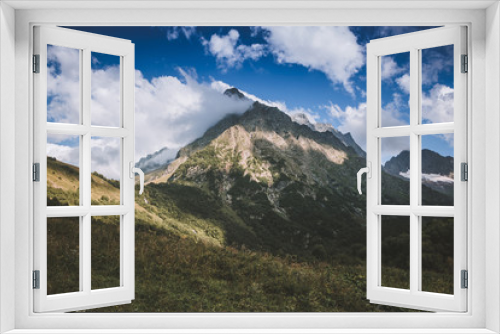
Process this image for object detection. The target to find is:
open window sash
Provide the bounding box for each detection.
[364,26,467,312]
[33,26,136,312]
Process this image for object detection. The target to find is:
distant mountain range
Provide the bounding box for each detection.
[384,149,454,196]
[290,112,366,158]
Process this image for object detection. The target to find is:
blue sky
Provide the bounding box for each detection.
[47,26,455,178]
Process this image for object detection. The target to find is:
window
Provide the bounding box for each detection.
[363,26,467,312]
[33,24,465,314]
[33,26,139,312]
[3,2,496,333]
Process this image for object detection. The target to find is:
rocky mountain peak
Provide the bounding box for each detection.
[384,149,453,177]
[224,87,248,101]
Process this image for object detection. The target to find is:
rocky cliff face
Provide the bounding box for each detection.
[141,88,452,258]
[384,149,454,196]
[290,112,366,158]
[141,90,386,258]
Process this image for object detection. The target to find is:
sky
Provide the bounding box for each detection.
[46,26,455,179]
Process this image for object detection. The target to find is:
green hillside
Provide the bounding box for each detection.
[46,156,452,313]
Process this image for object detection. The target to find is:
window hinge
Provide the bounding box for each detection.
[33,163,40,182]
[461,54,468,73]
[461,162,468,181]
[461,270,468,289]
[33,54,40,73]
[33,270,40,289]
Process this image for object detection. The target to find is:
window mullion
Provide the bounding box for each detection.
[82,47,92,294]
[409,47,420,294]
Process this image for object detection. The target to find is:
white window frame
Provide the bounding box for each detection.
[1,1,499,333]
[365,26,467,312]
[33,26,136,313]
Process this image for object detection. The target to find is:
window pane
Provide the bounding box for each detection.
[47,217,80,295]
[91,52,121,127]
[421,45,454,124]
[91,137,121,205]
[381,52,410,127]
[381,136,410,205]
[91,216,121,290]
[47,134,80,206]
[421,217,454,294]
[421,134,454,206]
[47,45,80,124]
[381,215,410,290]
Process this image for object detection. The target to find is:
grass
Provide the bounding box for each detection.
[81,224,414,312]
[45,157,452,312]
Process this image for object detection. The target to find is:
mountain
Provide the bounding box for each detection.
[47,156,121,206]
[384,149,454,197]
[223,88,366,158]
[46,88,454,311]
[144,98,366,258]
[143,91,449,260]
[136,147,178,174]
[290,112,366,158]
[224,87,249,100]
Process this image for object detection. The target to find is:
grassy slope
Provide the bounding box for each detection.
[46,157,451,312]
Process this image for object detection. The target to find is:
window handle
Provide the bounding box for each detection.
[357,162,371,195]
[130,162,145,195]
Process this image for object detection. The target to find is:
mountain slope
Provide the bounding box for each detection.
[384,149,454,197]
[145,96,424,261]
[290,112,366,158]
[47,157,121,206]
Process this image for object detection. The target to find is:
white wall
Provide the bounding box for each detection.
[2,3,497,332]
[486,2,500,333]
[0,2,16,333]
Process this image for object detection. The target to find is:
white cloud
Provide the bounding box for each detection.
[91,65,121,127]
[422,52,453,86]
[422,173,454,183]
[166,27,196,41]
[380,136,410,164]
[47,136,122,181]
[204,27,365,96]
[48,45,122,127]
[381,56,406,80]
[210,79,319,123]
[399,170,453,183]
[421,84,454,124]
[324,91,409,159]
[46,142,79,168]
[396,74,410,94]
[46,47,253,178]
[378,93,411,162]
[134,69,253,160]
[378,26,427,38]
[47,45,80,123]
[288,108,320,124]
[323,102,367,150]
[262,26,364,95]
[201,29,266,70]
[381,93,409,127]
[250,26,262,37]
[91,137,121,180]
